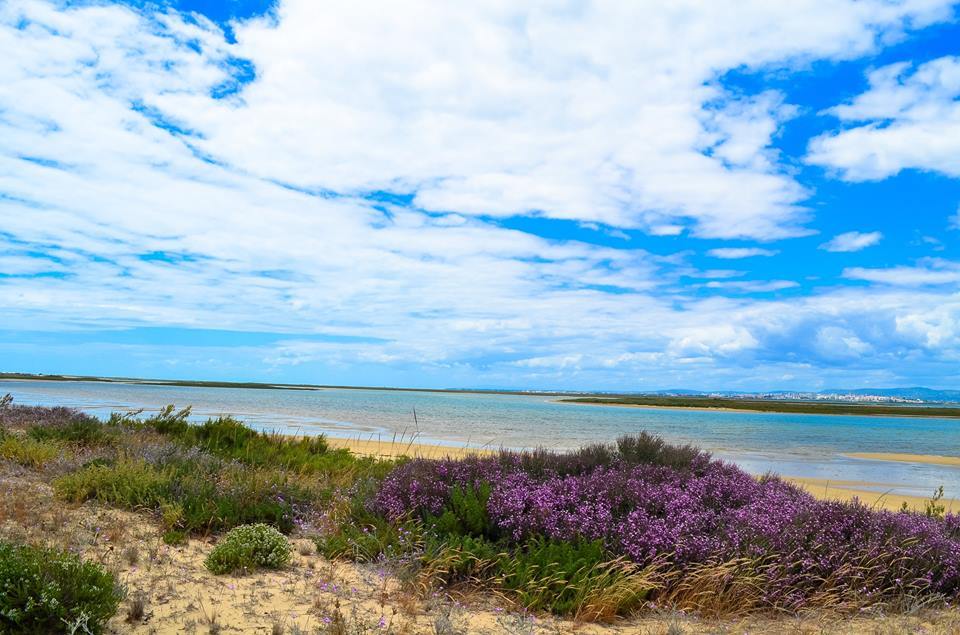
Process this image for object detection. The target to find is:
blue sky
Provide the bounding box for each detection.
[1,0,959,391]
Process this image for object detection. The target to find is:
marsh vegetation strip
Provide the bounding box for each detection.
[561,395,960,418]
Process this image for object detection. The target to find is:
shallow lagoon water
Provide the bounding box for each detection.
[3,379,959,498]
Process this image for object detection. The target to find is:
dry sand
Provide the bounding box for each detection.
[785,476,958,513]
[325,435,493,459]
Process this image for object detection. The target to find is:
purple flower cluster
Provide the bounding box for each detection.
[375,447,960,607]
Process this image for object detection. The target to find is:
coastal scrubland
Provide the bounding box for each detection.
[1,396,959,633]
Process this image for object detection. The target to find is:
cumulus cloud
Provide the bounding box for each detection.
[132,0,952,239]
[808,56,960,179]
[706,247,779,259]
[0,0,958,389]
[820,231,883,252]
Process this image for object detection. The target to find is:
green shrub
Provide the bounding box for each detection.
[316,515,422,563]
[615,432,705,471]
[0,435,61,468]
[428,483,492,538]
[205,523,292,574]
[419,534,657,618]
[133,407,386,484]
[53,457,311,535]
[54,459,170,509]
[0,541,124,634]
[28,415,113,446]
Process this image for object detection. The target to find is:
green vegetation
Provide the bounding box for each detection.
[37,404,395,539]
[205,523,292,574]
[28,415,115,445]
[0,541,124,634]
[0,372,316,391]
[135,406,375,476]
[0,435,61,468]
[54,457,313,536]
[562,395,960,418]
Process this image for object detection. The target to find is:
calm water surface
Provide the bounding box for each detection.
[3,379,959,497]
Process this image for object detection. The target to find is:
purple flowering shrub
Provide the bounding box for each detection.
[374,436,960,610]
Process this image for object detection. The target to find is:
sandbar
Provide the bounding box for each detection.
[845,452,960,468]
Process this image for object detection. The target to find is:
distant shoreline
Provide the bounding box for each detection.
[4,372,959,418]
[560,396,960,419]
[0,372,575,397]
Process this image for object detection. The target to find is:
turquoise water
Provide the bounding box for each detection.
[3,379,959,498]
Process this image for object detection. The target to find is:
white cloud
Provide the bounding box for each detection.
[703,280,799,293]
[0,0,958,389]
[843,259,960,286]
[707,247,779,259]
[950,205,960,230]
[808,56,960,179]
[135,0,951,239]
[820,231,883,252]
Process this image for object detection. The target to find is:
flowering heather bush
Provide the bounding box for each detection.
[374,436,960,611]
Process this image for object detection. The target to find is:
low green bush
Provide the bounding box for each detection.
[0,541,124,634]
[428,483,492,538]
[28,414,114,446]
[53,457,312,535]
[419,534,656,618]
[0,435,61,468]
[132,406,390,485]
[205,523,292,574]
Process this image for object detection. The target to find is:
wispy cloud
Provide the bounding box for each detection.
[843,259,960,286]
[707,247,778,259]
[820,231,883,252]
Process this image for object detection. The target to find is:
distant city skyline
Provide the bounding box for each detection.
[1,1,959,391]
